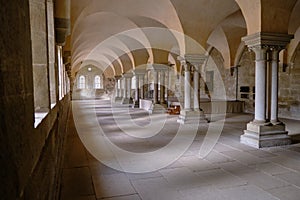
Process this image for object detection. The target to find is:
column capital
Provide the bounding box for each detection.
[184,54,207,66]
[114,75,122,80]
[147,64,169,71]
[133,69,146,76]
[242,32,294,50]
[122,72,133,78]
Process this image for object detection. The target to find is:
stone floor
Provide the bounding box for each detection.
[60,100,300,200]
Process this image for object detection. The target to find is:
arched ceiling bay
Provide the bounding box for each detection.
[236,0,298,34]
[68,0,300,76]
[207,11,247,68]
[170,0,240,50]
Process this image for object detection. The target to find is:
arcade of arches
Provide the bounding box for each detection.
[1,0,300,199]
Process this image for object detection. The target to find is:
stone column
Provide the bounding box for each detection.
[140,75,145,99]
[270,48,281,124]
[121,73,133,104]
[132,68,146,108]
[153,70,159,104]
[253,46,268,123]
[160,70,166,104]
[127,76,132,99]
[241,32,293,148]
[122,76,127,103]
[120,77,124,99]
[144,72,148,99]
[184,62,191,111]
[177,55,208,124]
[168,69,173,101]
[118,79,122,97]
[114,75,122,102]
[132,75,140,108]
[193,65,200,111]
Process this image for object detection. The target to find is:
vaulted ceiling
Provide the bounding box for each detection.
[62,0,300,77]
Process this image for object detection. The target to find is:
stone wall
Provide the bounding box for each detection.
[0,1,71,199]
[205,48,237,101]
[73,65,116,100]
[237,49,256,113]
[235,47,300,120]
[279,47,300,119]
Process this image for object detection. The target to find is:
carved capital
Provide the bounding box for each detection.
[242,32,293,50]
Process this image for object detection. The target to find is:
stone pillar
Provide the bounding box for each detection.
[127,76,132,99]
[118,79,122,97]
[140,75,145,99]
[184,63,191,111]
[168,69,173,102]
[132,68,146,108]
[177,55,208,124]
[253,46,268,123]
[135,75,140,102]
[241,32,293,148]
[114,75,122,102]
[144,72,148,99]
[270,48,280,124]
[193,65,200,111]
[121,73,133,104]
[120,77,124,99]
[160,70,166,104]
[133,75,140,107]
[153,70,159,104]
[122,76,127,103]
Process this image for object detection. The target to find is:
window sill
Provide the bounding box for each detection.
[34,112,48,128]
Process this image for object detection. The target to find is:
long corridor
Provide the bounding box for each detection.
[60,100,300,200]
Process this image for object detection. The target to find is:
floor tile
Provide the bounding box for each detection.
[92,173,136,199]
[268,185,300,200]
[220,185,278,200]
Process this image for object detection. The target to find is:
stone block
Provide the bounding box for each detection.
[241,122,291,148]
[177,110,208,124]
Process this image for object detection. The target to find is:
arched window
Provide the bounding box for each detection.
[78,75,85,89]
[94,75,101,89]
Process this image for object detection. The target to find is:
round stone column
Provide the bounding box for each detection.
[253,46,268,123]
[140,75,145,99]
[270,48,280,123]
[193,65,200,111]
[184,63,191,111]
[153,70,159,104]
[123,77,127,98]
[144,72,148,99]
[118,79,122,97]
[135,75,139,102]
[160,70,166,104]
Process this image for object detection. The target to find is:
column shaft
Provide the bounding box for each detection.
[193,67,200,111]
[118,79,122,97]
[144,73,148,99]
[127,77,132,99]
[160,71,165,104]
[253,47,267,123]
[140,75,145,99]
[184,64,191,111]
[123,78,127,98]
[153,71,158,104]
[135,75,139,101]
[271,49,280,123]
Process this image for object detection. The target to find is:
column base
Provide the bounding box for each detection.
[121,98,133,104]
[132,100,140,108]
[115,97,123,103]
[241,122,291,148]
[149,103,167,114]
[177,110,208,124]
